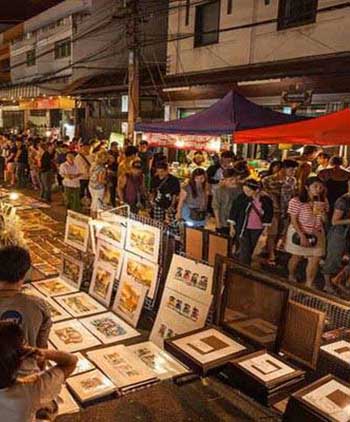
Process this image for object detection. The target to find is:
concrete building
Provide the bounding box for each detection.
[164,0,350,120]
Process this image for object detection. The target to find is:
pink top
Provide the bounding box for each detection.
[247,197,264,230]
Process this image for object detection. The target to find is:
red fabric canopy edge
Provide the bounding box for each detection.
[234,108,350,145]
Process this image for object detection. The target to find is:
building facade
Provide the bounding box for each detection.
[164,0,350,120]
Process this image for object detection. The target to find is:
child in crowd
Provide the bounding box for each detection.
[0,246,52,372]
[0,321,77,422]
[212,168,242,235]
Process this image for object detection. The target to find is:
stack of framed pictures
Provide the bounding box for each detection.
[284,374,350,422]
[88,345,158,395]
[128,341,190,380]
[320,340,350,381]
[225,350,305,406]
[214,257,289,352]
[150,254,214,348]
[66,369,116,403]
[165,327,250,376]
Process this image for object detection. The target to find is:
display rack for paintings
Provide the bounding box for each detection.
[98,208,166,312]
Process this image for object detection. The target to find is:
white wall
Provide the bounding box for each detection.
[167,0,350,75]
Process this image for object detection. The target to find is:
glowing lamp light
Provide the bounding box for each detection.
[175,139,185,148]
[207,139,221,152]
[9,192,19,201]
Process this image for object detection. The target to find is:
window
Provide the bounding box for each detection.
[278,0,318,30]
[54,38,71,59]
[194,1,220,47]
[26,50,36,67]
[227,0,233,15]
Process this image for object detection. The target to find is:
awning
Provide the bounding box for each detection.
[235,108,350,145]
[136,90,304,136]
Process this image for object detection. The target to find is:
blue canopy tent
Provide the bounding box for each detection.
[135,90,305,150]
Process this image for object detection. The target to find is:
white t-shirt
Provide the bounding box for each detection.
[0,367,64,422]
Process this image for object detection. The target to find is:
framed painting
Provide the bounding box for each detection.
[125,220,160,263]
[80,311,140,344]
[95,239,124,280]
[120,252,159,299]
[66,369,116,403]
[166,254,214,305]
[112,278,147,327]
[207,231,231,266]
[55,292,106,318]
[128,341,189,380]
[184,227,205,261]
[89,261,116,307]
[280,300,325,369]
[64,210,91,252]
[49,319,101,352]
[60,254,84,290]
[45,297,72,323]
[33,278,78,297]
[96,213,127,249]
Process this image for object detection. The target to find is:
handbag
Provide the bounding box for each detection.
[292,232,318,247]
[189,208,206,221]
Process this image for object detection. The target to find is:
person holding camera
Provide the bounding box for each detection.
[285,176,328,287]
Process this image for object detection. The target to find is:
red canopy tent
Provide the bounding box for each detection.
[235,108,350,145]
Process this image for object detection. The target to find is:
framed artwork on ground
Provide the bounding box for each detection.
[89,261,116,307]
[80,312,140,344]
[33,278,78,297]
[121,252,159,299]
[49,319,101,352]
[66,369,116,403]
[128,341,189,380]
[112,278,147,327]
[70,352,96,377]
[44,297,72,323]
[64,210,91,252]
[60,254,84,289]
[54,292,106,318]
[125,220,160,263]
[56,386,80,416]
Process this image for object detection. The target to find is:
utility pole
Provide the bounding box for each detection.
[126,0,140,143]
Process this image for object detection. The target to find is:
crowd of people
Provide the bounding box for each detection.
[2,134,350,296]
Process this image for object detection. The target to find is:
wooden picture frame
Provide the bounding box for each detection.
[214,256,290,353]
[184,226,206,261]
[164,326,250,376]
[279,300,325,370]
[206,231,231,266]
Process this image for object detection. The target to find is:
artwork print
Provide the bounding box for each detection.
[64,211,91,252]
[80,312,140,344]
[71,352,95,377]
[167,254,214,305]
[126,220,160,263]
[50,320,101,352]
[96,239,124,279]
[61,255,84,289]
[45,297,71,322]
[89,262,116,307]
[66,369,116,402]
[97,213,127,249]
[55,292,106,318]
[121,252,159,299]
[113,278,147,327]
[33,278,78,297]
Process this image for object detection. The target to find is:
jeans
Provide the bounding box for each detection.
[80,179,90,199]
[239,228,263,266]
[64,187,81,212]
[89,186,104,212]
[16,162,27,188]
[39,171,52,202]
[323,226,349,276]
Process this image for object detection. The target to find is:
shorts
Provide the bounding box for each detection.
[285,225,325,257]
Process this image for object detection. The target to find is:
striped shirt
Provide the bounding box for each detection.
[288,197,326,234]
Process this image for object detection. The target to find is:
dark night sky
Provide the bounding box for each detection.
[0,0,64,23]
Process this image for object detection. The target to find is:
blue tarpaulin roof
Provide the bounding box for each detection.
[135,90,305,136]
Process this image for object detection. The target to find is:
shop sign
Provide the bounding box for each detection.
[278,144,293,150]
[19,97,75,110]
[281,90,313,106]
[145,132,221,152]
